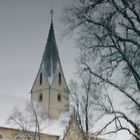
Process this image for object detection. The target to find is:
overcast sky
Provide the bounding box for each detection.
[0,0,131,140]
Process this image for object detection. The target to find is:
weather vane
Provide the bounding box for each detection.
[50,9,53,21]
[50,0,53,21]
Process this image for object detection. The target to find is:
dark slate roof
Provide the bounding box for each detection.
[43,21,60,78]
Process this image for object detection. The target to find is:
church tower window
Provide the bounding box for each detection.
[57,94,61,102]
[40,73,42,85]
[39,93,43,102]
[59,73,61,85]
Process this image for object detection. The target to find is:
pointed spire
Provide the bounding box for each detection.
[42,10,60,84]
[50,0,53,23]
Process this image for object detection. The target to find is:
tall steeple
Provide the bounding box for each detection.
[42,12,60,84]
[31,10,69,119]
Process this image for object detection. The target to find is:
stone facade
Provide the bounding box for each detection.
[0,127,59,140]
[63,120,105,140]
[31,64,69,119]
[64,120,83,140]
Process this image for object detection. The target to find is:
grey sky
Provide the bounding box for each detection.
[0,0,131,139]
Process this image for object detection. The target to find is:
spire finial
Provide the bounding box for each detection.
[50,9,53,22]
[50,0,53,22]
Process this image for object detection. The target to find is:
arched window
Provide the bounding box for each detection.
[0,134,3,139]
[40,73,42,85]
[59,73,61,85]
[57,94,61,102]
[39,93,43,102]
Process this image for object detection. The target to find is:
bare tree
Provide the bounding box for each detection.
[64,0,140,139]
[69,73,104,140]
[7,101,48,140]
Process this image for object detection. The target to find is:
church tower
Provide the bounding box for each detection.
[31,11,69,119]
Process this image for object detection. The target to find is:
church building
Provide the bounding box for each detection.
[31,11,69,119]
[0,10,105,140]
